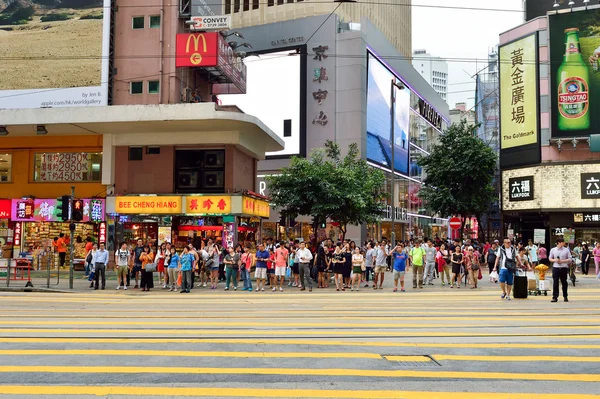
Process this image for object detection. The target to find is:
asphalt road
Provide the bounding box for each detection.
[0,272,599,398]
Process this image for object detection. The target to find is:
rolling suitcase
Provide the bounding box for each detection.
[513,275,528,299]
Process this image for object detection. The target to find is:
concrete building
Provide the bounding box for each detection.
[412,49,448,101]
[449,102,476,126]
[215,15,449,243]
[183,0,412,57]
[499,4,600,246]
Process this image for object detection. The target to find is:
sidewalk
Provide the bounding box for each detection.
[1,269,598,294]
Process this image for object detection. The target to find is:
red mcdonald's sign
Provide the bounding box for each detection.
[175,32,218,68]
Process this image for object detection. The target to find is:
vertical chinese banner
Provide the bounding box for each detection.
[223,222,235,249]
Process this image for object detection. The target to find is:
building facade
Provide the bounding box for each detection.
[449,102,476,126]
[499,4,600,247]
[214,15,449,244]
[412,49,448,101]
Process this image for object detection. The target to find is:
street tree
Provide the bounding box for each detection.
[417,120,497,239]
[266,141,386,244]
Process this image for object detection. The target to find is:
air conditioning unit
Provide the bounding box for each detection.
[205,151,224,167]
[203,171,224,189]
[177,171,198,189]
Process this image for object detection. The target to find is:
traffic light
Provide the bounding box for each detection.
[57,195,70,221]
[72,199,84,222]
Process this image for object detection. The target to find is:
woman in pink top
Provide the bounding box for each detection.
[538,246,548,266]
[593,242,600,276]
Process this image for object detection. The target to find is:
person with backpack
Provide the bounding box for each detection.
[115,242,130,290]
[493,238,524,301]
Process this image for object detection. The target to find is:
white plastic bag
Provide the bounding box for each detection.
[526,271,535,280]
[489,271,499,282]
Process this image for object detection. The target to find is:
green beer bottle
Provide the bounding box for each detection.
[558,28,590,131]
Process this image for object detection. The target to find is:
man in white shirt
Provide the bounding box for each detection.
[296,242,313,292]
[493,237,523,301]
[373,242,388,290]
[549,238,572,303]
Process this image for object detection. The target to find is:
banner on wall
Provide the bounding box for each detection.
[11,199,105,222]
[499,34,539,150]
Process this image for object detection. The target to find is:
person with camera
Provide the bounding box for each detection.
[493,238,523,301]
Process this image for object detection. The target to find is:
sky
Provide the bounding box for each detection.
[411,0,525,109]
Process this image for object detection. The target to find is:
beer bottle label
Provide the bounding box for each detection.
[558,77,589,119]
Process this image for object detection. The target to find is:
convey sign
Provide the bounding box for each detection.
[189,15,231,31]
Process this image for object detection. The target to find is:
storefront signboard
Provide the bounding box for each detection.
[13,222,21,247]
[581,172,600,199]
[0,200,10,219]
[10,199,105,222]
[533,228,546,245]
[158,226,172,245]
[574,213,600,223]
[186,195,232,215]
[509,176,534,201]
[242,196,271,218]
[99,222,106,245]
[115,196,182,215]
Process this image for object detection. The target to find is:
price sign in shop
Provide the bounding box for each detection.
[38,153,91,182]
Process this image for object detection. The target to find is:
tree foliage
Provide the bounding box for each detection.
[417,120,497,233]
[266,140,386,243]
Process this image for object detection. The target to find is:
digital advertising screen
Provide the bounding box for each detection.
[218,48,306,158]
[549,7,600,137]
[0,0,110,109]
[366,52,410,175]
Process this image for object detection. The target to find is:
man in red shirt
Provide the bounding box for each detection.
[273,241,289,292]
[56,233,68,268]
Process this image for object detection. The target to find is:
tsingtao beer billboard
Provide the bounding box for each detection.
[549,7,600,137]
[499,34,539,150]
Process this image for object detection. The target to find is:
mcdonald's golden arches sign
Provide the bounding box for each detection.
[175,33,218,68]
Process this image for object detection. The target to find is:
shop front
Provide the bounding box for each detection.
[0,199,14,261]
[502,164,600,247]
[9,198,106,268]
[107,194,270,250]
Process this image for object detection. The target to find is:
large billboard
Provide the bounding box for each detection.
[549,8,600,138]
[499,34,539,150]
[0,0,110,109]
[219,48,306,157]
[366,52,410,175]
[525,0,568,22]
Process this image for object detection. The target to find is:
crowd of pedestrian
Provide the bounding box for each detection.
[82,235,597,301]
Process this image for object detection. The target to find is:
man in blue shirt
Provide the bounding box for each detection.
[392,243,409,292]
[255,243,270,292]
[93,243,109,290]
[179,247,194,293]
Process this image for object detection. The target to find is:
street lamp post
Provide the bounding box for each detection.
[389,77,404,245]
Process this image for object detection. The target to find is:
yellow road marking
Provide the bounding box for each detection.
[1,337,599,349]
[0,365,597,382]
[0,328,597,337]
[1,349,597,363]
[434,354,600,362]
[0,386,597,398]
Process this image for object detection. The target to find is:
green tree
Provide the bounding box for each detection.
[10,6,35,23]
[266,141,386,244]
[417,120,497,239]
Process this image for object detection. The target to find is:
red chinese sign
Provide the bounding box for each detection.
[0,200,10,219]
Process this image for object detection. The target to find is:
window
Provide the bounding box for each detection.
[277,0,284,4]
[130,81,143,94]
[252,0,259,8]
[148,80,160,94]
[175,149,225,193]
[33,153,102,182]
[243,0,249,11]
[149,15,160,28]
[132,16,144,29]
[147,146,161,155]
[0,153,12,182]
[268,0,274,6]
[234,0,240,12]
[226,0,231,13]
[129,147,143,161]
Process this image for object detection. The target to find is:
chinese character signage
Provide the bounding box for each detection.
[34,153,100,182]
[0,200,11,219]
[10,199,105,222]
[574,213,600,223]
[242,196,270,218]
[581,173,600,199]
[186,195,231,215]
[500,34,538,150]
[99,222,106,245]
[115,196,182,214]
[13,222,21,247]
[508,176,534,201]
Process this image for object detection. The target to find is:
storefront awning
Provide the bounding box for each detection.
[0,103,284,159]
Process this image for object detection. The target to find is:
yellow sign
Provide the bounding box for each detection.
[186,34,207,66]
[115,196,182,214]
[500,35,538,149]
[186,196,232,214]
[242,196,270,218]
